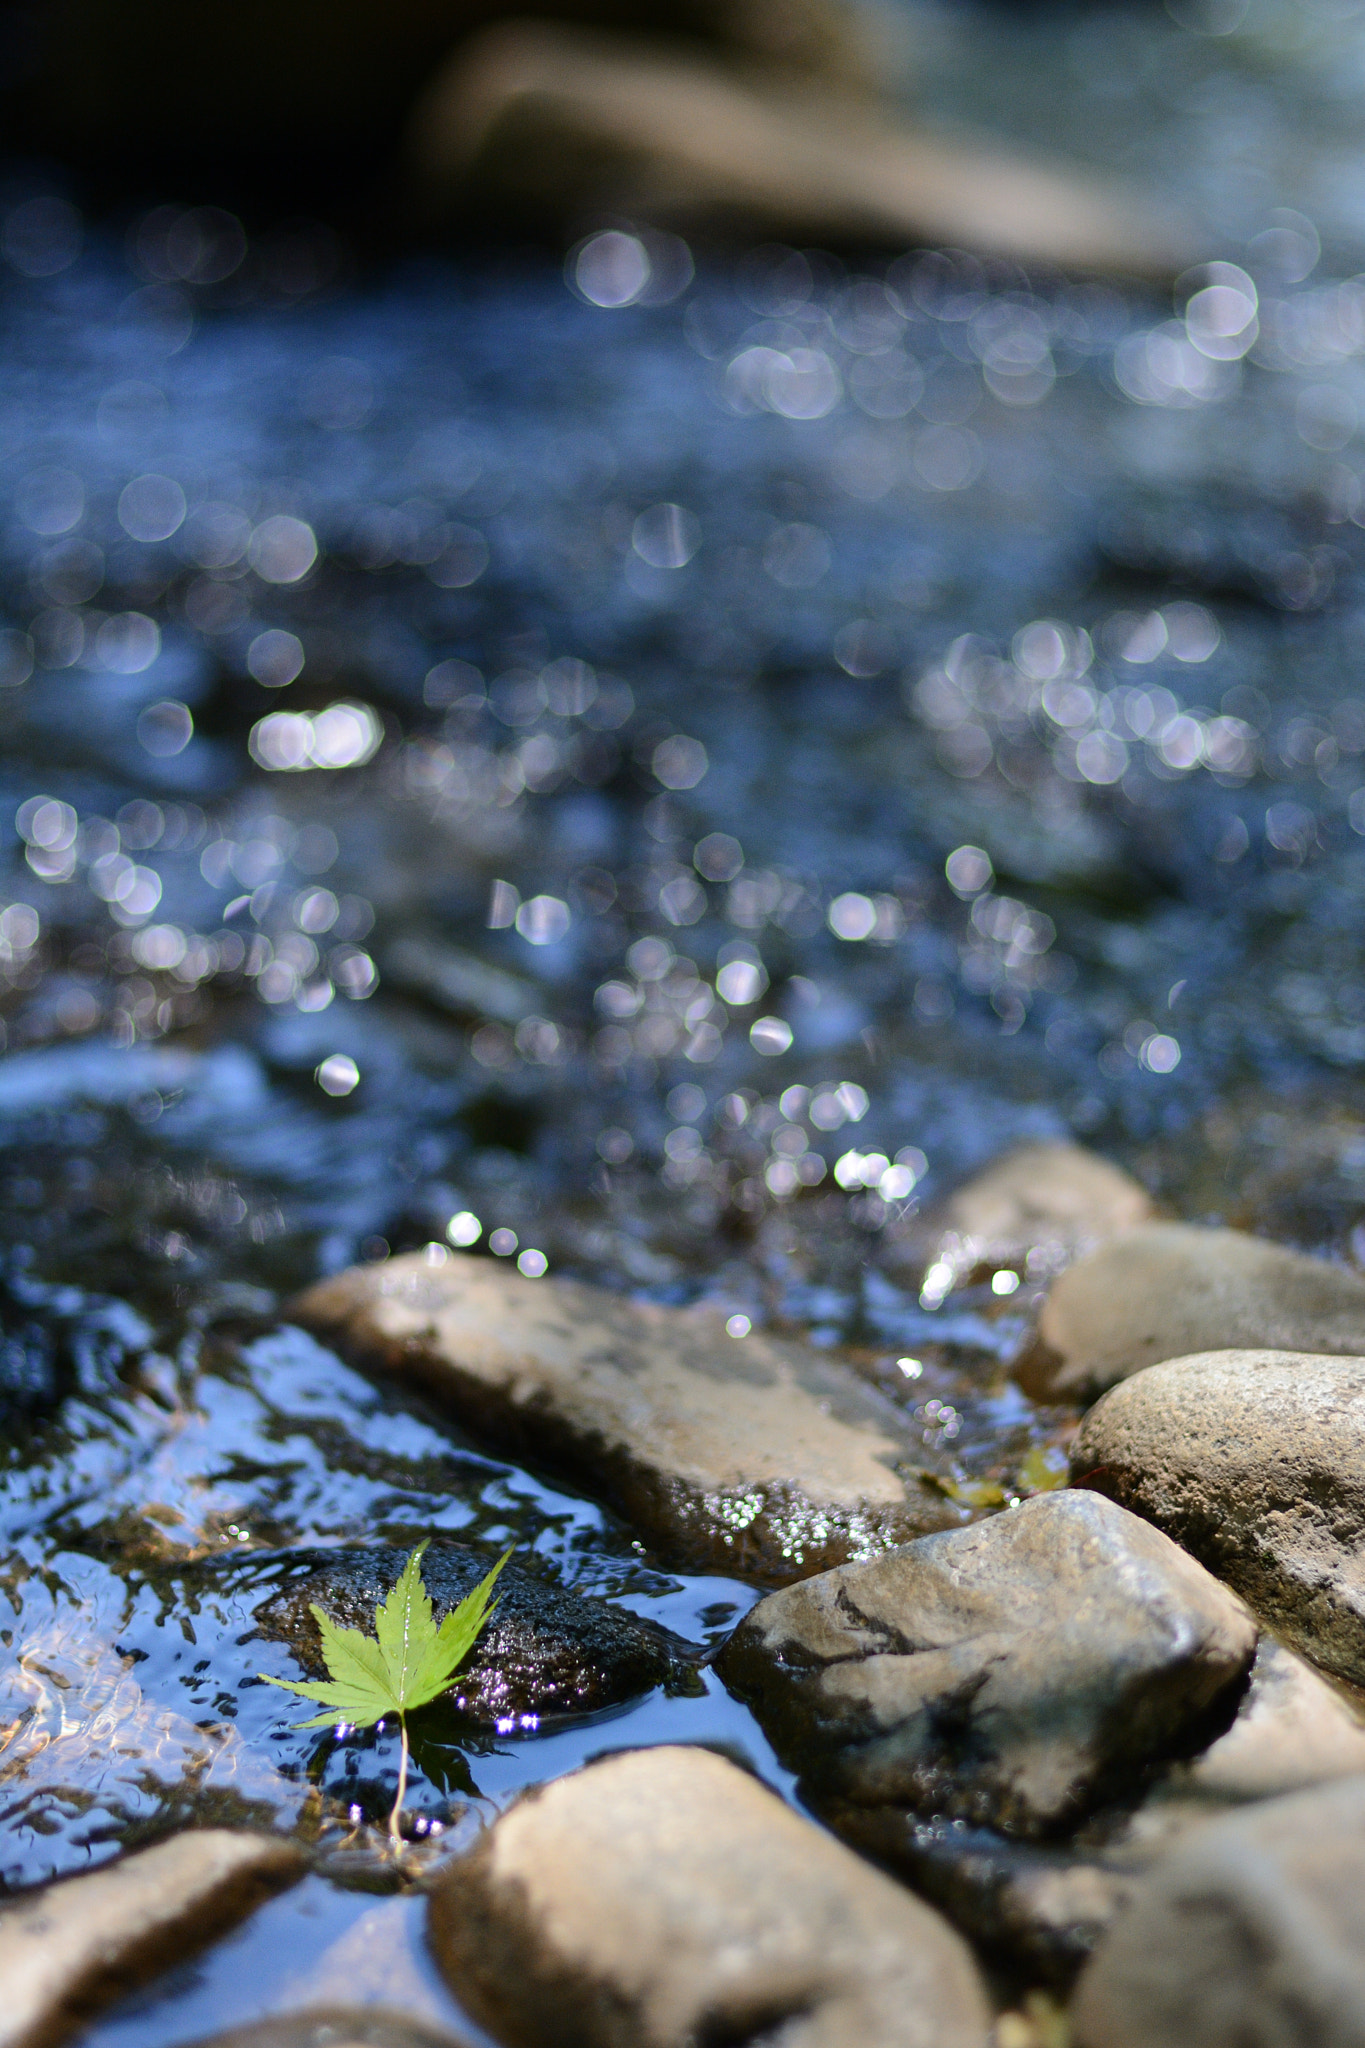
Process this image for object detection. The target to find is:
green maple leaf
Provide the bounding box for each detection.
[259,1539,510,1731]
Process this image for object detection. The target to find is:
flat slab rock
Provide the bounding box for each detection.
[1073,1347,1365,1687]
[1072,1774,1365,2048]
[427,1744,992,2048]
[1020,1223,1365,1399]
[0,1830,303,2048]
[716,1489,1255,1837]
[292,1253,967,1584]
[254,1544,682,1725]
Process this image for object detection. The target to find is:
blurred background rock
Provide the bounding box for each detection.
[10,0,1191,269]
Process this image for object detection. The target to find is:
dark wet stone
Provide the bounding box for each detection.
[254,1544,684,1724]
[292,1253,970,1587]
[715,1491,1256,1837]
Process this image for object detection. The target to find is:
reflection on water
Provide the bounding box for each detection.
[5,0,1365,1917]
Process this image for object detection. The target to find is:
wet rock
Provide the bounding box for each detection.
[1071,1776,1365,2048]
[185,2014,472,2048]
[822,1636,1365,1985]
[716,1490,1255,1836]
[1073,1347,1365,1686]
[1019,1223,1365,1400]
[821,1805,1139,1988]
[253,1543,683,1724]
[427,1744,992,2048]
[0,1829,304,2048]
[292,1252,969,1585]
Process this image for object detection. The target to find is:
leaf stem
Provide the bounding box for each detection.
[389,1716,410,1852]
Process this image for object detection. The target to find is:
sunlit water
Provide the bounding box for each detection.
[5,4,1365,2024]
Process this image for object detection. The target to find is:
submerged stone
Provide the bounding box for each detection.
[0,1830,303,2048]
[253,1544,683,1724]
[1071,1776,1365,2048]
[292,1252,968,1585]
[427,1744,992,2048]
[1019,1223,1365,1400]
[1073,1347,1365,1686]
[716,1490,1255,1836]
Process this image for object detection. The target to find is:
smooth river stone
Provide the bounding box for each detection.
[715,1490,1255,1836]
[938,1142,1153,1266]
[1071,1775,1365,2048]
[0,1830,304,2048]
[427,1745,992,2048]
[1018,1222,1365,1399]
[1073,1347,1365,1686]
[292,1252,966,1584]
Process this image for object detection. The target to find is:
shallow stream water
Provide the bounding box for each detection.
[8,0,1365,2030]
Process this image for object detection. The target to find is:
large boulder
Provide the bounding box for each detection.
[427,1745,992,2048]
[292,1252,969,1584]
[1018,1223,1365,1400]
[1071,1775,1365,2048]
[715,1490,1256,1836]
[0,1831,303,2048]
[253,1544,683,1727]
[1073,1348,1365,1686]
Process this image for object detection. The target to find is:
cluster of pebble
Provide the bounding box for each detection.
[9,1142,1365,2048]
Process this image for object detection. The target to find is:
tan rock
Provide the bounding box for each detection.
[1020,1223,1365,1399]
[716,1490,1256,1836]
[1071,1776,1365,2048]
[0,1830,304,2048]
[1172,1636,1365,1803]
[1073,1348,1365,1685]
[408,23,1191,274]
[428,1745,992,2048]
[293,1251,967,1583]
[916,1143,1154,1292]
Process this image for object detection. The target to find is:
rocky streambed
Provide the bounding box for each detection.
[12,0,1365,2034]
[10,1168,1365,2048]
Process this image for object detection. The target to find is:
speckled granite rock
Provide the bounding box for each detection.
[716,1490,1255,1836]
[254,1543,684,1725]
[0,1831,303,2048]
[428,1745,992,2048]
[1073,1348,1365,1685]
[1072,1776,1365,2048]
[293,1252,967,1584]
[1020,1224,1365,1399]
